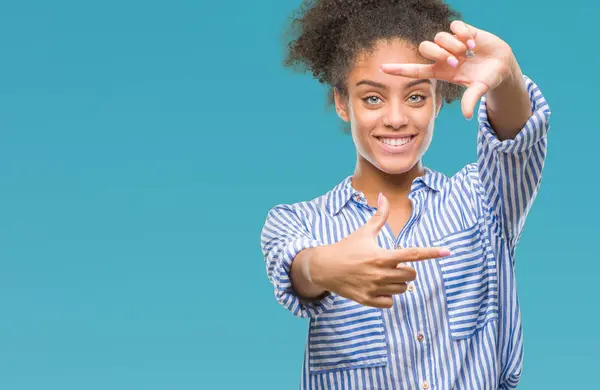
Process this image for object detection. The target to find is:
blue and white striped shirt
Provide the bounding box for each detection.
[260,76,550,390]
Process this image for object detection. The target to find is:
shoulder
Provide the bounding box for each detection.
[427,163,488,216]
[428,163,482,194]
[267,195,328,219]
[264,176,350,223]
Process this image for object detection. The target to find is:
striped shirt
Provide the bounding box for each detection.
[260,76,550,390]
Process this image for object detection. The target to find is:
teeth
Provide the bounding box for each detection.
[379,136,413,147]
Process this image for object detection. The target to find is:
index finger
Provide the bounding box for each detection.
[383,246,451,264]
[450,21,478,47]
[380,63,437,79]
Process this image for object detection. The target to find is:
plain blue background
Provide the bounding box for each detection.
[1,0,598,388]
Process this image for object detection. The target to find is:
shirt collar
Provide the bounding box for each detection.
[325,167,447,216]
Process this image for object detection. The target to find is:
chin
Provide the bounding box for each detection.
[374,157,418,175]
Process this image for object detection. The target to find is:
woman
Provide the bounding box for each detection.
[260,0,550,388]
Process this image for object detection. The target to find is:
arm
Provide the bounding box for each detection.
[485,56,533,140]
[262,197,452,312]
[378,21,552,254]
[477,74,551,251]
[260,204,335,318]
[290,247,329,300]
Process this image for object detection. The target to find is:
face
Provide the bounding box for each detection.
[334,39,443,175]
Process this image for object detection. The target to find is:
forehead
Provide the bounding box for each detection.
[348,39,430,83]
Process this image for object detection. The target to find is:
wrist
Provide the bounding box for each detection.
[485,53,531,140]
[496,52,523,93]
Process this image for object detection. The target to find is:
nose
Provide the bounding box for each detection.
[382,105,409,129]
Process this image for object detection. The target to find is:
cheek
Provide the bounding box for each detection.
[350,107,380,136]
[415,106,436,135]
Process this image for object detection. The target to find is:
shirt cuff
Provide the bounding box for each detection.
[273,236,336,318]
[478,75,551,154]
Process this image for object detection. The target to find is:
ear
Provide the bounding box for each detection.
[333,88,350,123]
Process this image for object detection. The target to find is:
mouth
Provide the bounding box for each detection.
[375,135,416,154]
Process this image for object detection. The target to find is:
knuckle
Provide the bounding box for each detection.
[366,282,378,294]
[437,31,452,41]
[403,266,417,281]
[409,248,421,261]
[356,293,370,306]
[450,20,464,32]
[371,298,388,309]
[382,298,394,309]
[396,266,416,282]
[364,266,380,280]
[372,254,387,267]
[374,270,387,283]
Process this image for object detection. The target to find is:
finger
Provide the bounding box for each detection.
[395,264,417,282]
[380,63,437,79]
[375,283,408,296]
[433,32,468,58]
[384,247,451,264]
[365,295,394,309]
[450,20,478,49]
[462,81,489,120]
[418,41,459,68]
[365,192,389,234]
[463,22,479,41]
[376,266,417,284]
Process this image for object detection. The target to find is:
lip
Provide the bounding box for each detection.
[375,134,416,154]
[374,134,417,139]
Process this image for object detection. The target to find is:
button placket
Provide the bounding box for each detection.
[397,190,432,390]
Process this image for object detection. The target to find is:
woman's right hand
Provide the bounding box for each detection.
[309,193,450,309]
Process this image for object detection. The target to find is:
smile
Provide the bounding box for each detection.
[375,135,416,153]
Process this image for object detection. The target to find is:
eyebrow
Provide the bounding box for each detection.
[355,79,431,89]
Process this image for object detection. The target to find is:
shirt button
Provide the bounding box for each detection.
[416,332,425,342]
[396,243,403,249]
[407,283,415,293]
[422,380,430,389]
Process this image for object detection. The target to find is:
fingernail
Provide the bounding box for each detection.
[440,248,451,256]
[467,39,476,49]
[447,56,459,68]
[378,192,383,207]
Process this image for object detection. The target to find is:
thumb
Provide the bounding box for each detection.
[462,81,488,120]
[366,192,390,234]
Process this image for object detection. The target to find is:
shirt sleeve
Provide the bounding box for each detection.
[476,75,551,251]
[260,203,336,318]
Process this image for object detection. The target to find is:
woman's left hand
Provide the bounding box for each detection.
[380,21,518,120]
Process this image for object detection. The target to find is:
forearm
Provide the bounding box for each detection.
[485,55,533,140]
[290,246,329,300]
[476,75,551,246]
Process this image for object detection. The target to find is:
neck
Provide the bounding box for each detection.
[351,157,425,206]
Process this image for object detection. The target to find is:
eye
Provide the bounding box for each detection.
[407,94,426,103]
[363,95,382,105]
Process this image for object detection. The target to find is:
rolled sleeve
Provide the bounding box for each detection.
[476,75,551,250]
[478,75,551,153]
[261,204,336,318]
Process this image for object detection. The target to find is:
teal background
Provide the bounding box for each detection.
[0,0,597,388]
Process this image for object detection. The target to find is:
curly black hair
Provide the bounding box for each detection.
[283,0,464,109]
